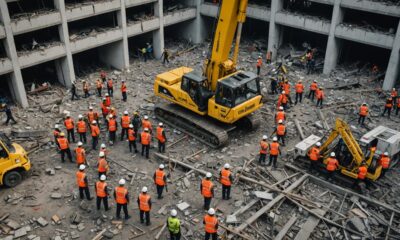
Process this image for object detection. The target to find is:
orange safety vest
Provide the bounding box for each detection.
[96,80,102,89]
[270,142,279,156]
[204,215,218,234]
[98,157,108,173]
[57,137,69,150]
[256,59,262,67]
[53,130,60,138]
[295,83,304,93]
[260,141,268,154]
[397,98,400,107]
[379,156,390,169]
[386,99,393,108]
[96,181,107,197]
[77,120,86,133]
[141,132,151,145]
[391,90,397,98]
[316,90,324,99]
[155,169,165,186]
[121,83,127,93]
[88,111,98,123]
[115,186,128,204]
[76,171,87,187]
[108,119,117,132]
[275,111,285,123]
[64,118,74,130]
[142,120,152,131]
[91,125,100,137]
[326,157,338,171]
[121,116,130,128]
[308,147,320,161]
[278,94,288,104]
[276,124,286,136]
[128,129,136,141]
[139,193,151,211]
[220,169,231,186]
[359,106,368,116]
[75,147,85,164]
[107,79,113,88]
[101,103,109,114]
[310,82,318,91]
[105,97,111,107]
[283,83,290,94]
[157,127,166,143]
[358,166,367,180]
[201,179,213,198]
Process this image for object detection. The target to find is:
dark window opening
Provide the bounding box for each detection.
[7,0,55,20]
[126,3,155,24]
[283,0,333,21]
[13,26,61,54]
[68,12,119,40]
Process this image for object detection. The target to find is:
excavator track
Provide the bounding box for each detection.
[154,104,230,148]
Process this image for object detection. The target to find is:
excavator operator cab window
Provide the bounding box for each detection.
[0,143,8,159]
[181,73,212,111]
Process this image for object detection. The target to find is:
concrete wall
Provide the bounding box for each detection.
[275,11,330,35]
[0,25,6,39]
[0,58,13,75]
[65,0,121,22]
[11,11,62,35]
[18,44,66,69]
[70,28,123,54]
[335,25,394,49]
[163,8,196,27]
[127,18,160,36]
[340,0,400,17]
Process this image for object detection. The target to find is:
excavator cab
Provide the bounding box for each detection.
[181,72,213,112]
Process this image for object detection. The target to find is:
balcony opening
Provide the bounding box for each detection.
[21,60,60,91]
[342,8,398,35]
[283,0,333,21]
[242,18,269,52]
[73,48,105,77]
[126,2,155,25]
[13,26,61,56]
[248,0,271,8]
[0,40,7,59]
[128,32,153,61]
[164,0,190,14]
[7,0,55,20]
[68,12,119,41]
[338,39,391,72]
[0,74,13,104]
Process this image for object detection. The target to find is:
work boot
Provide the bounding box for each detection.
[125,215,131,220]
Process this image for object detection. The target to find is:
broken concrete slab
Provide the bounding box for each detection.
[347,216,366,233]
[36,217,48,227]
[176,202,190,211]
[50,193,62,199]
[14,227,27,238]
[7,219,20,230]
[12,129,47,138]
[254,191,273,200]
[226,215,238,224]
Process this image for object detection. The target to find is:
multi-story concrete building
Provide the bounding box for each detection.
[0,0,399,108]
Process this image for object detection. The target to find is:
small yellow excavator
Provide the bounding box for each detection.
[154,0,262,148]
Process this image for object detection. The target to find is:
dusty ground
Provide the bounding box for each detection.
[0,40,400,240]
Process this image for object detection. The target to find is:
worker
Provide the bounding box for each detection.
[83,80,90,98]
[76,164,92,200]
[100,143,108,159]
[141,47,147,62]
[142,115,153,133]
[268,137,280,169]
[256,56,262,76]
[140,128,151,159]
[379,152,391,177]
[266,51,272,64]
[356,163,368,186]
[71,81,79,101]
[295,80,304,104]
[305,49,313,74]
[274,120,286,146]
[109,107,117,119]
[121,79,127,102]
[96,78,103,97]
[146,42,153,59]
[326,152,339,180]
[270,77,278,94]
[308,80,318,101]
[64,114,75,143]
[57,132,73,163]
[259,135,269,165]
[154,164,167,199]
[100,70,107,82]
[391,88,398,104]
[167,209,181,240]
[275,106,286,124]
[53,124,61,147]
[128,124,138,153]
[107,78,113,97]
[87,106,99,128]
[358,103,369,125]
[1,103,17,125]
[95,174,109,211]
[98,151,109,178]
[101,98,110,121]
[277,91,288,110]
[120,111,130,141]
[157,122,167,153]
[283,80,292,104]
[90,120,100,150]
[105,93,112,107]
[75,142,86,166]
[76,115,87,144]
[132,111,142,135]
[114,179,130,219]
[308,142,321,171]
[396,97,400,116]
[203,208,218,240]
[316,87,324,108]
[161,49,169,64]
[201,172,214,210]
[219,163,233,200]
[138,186,152,225]
[382,97,393,118]
[108,114,117,145]
[371,64,379,75]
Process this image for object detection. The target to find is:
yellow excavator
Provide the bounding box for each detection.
[154,0,262,147]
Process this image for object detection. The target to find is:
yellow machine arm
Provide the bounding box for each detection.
[204,0,248,91]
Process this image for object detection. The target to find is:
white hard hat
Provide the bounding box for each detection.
[206,172,212,178]
[89,106,93,110]
[278,119,283,124]
[224,163,230,169]
[100,175,106,181]
[105,93,109,96]
[208,208,215,215]
[101,143,106,148]
[316,142,321,147]
[92,120,97,124]
[79,164,85,170]
[273,137,278,141]
[99,151,105,157]
[77,141,83,146]
[119,179,126,185]
[109,114,113,118]
[66,113,71,117]
[330,152,336,157]
[142,186,148,193]
[144,115,149,120]
[279,106,284,110]
[282,91,285,94]
[171,209,177,217]
[159,164,165,169]
[129,124,133,128]
[159,122,163,126]
[102,98,106,101]
[122,79,125,82]
[262,135,268,140]
[78,114,83,119]
[144,128,149,132]
[124,111,128,115]
[55,124,59,129]
[384,152,388,156]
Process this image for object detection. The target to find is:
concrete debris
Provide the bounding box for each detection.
[36,217,48,227]
[254,191,273,200]
[14,227,27,238]
[50,193,62,199]
[176,202,190,211]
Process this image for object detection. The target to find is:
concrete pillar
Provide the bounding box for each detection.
[323,0,343,75]
[54,0,75,87]
[383,20,400,90]
[268,0,283,60]
[153,0,164,59]
[99,41,127,69]
[0,1,28,108]
[118,0,130,68]
[180,0,206,44]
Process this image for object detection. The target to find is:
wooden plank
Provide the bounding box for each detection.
[274,215,298,240]
[154,223,167,240]
[219,224,252,240]
[92,229,106,240]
